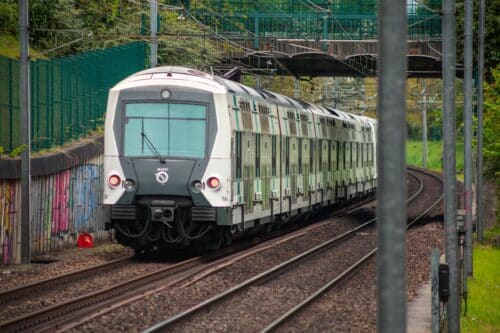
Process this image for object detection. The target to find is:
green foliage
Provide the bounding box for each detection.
[8,144,27,158]
[482,65,500,181]
[0,0,223,67]
[406,140,464,172]
[155,11,221,69]
[456,0,500,83]
[0,146,4,155]
[0,2,17,35]
[461,245,500,332]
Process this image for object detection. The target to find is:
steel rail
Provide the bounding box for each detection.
[261,168,444,332]
[143,173,424,333]
[0,255,134,305]
[54,194,378,332]
[0,192,376,333]
[0,256,204,333]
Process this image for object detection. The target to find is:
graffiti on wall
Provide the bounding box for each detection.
[1,158,105,265]
[0,180,17,265]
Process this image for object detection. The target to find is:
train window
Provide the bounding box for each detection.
[272,135,277,177]
[368,143,372,166]
[328,140,332,171]
[309,138,314,173]
[289,118,297,136]
[236,131,242,179]
[368,143,371,166]
[302,122,308,136]
[336,141,340,170]
[350,142,353,169]
[371,143,374,166]
[343,142,346,170]
[361,143,364,167]
[285,137,290,176]
[255,133,261,178]
[318,139,322,172]
[356,142,359,168]
[124,102,206,159]
[298,137,303,174]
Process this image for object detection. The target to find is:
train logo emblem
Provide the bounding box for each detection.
[155,170,169,185]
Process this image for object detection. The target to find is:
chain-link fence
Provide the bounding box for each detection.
[0,42,148,153]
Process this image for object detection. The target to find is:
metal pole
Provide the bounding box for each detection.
[255,75,261,89]
[20,0,31,264]
[431,248,440,333]
[150,0,158,67]
[476,0,485,244]
[463,0,473,280]
[442,0,459,331]
[254,10,260,50]
[376,0,407,332]
[422,80,428,169]
[294,77,299,99]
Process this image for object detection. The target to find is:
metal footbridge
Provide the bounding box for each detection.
[173,0,457,77]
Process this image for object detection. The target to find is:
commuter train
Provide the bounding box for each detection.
[103,67,377,252]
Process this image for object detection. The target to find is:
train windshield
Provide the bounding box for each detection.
[123,102,206,159]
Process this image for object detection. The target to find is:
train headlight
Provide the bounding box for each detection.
[191,181,203,192]
[161,89,171,99]
[108,174,122,187]
[123,179,136,191]
[207,177,221,190]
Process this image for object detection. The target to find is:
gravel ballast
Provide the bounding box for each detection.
[1,172,445,333]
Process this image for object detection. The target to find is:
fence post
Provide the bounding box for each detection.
[431,248,441,333]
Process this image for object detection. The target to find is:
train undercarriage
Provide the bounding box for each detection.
[106,188,375,254]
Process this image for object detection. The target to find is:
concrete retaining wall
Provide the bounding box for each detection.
[0,138,107,264]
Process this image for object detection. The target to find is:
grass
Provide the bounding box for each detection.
[0,34,45,59]
[406,139,464,173]
[461,244,500,332]
[407,140,465,182]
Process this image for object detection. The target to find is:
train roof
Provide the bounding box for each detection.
[119,66,374,126]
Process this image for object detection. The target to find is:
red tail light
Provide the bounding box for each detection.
[207,177,221,189]
[108,174,121,187]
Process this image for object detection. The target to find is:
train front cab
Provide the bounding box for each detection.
[104,72,232,251]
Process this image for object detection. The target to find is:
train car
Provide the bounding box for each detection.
[103,67,377,252]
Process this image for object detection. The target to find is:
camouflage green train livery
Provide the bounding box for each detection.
[103,67,377,253]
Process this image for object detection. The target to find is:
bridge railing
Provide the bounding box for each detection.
[181,0,441,45]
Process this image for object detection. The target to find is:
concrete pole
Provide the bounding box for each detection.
[422,80,428,169]
[476,0,485,244]
[255,75,261,89]
[442,0,460,331]
[463,0,473,279]
[376,1,407,332]
[20,0,31,264]
[150,0,158,67]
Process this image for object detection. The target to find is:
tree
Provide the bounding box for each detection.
[482,65,500,179]
[456,0,500,83]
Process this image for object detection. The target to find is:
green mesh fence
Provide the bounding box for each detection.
[0,42,148,153]
[173,0,441,43]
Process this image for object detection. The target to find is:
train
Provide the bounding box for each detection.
[103,67,377,253]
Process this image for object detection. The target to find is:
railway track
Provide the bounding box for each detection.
[261,168,444,332]
[0,194,377,333]
[0,255,134,304]
[142,169,442,332]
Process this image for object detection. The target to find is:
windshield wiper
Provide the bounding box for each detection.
[141,131,166,164]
